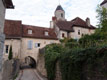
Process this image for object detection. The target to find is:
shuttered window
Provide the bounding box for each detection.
[35,43,40,48]
[28,41,33,49]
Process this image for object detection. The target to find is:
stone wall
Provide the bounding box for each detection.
[0,0,5,71]
[0,0,5,34]
[0,34,5,71]
[2,59,20,80]
[37,54,47,77]
[55,61,62,80]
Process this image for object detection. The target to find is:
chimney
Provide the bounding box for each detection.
[86,17,90,27]
[50,16,57,28]
[52,16,57,21]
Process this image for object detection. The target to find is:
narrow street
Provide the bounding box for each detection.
[16,69,47,80]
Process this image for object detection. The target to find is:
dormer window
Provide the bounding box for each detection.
[45,31,49,36]
[28,29,32,34]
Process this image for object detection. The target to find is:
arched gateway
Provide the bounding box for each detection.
[25,56,36,68]
[20,56,37,69]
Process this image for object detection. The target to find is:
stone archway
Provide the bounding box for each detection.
[24,56,36,68]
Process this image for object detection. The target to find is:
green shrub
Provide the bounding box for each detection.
[8,46,13,60]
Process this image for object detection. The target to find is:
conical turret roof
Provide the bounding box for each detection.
[55,5,64,11]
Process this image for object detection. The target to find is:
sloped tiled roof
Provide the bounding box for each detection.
[4,20,22,38]
[56,21,74,32]
[22,25,58,40]
[100,0,107,5]
[55,5,64,11]
[3,0,14,8]
[71,17,96,29]
[55,17,96,31]
[4,20,58,40]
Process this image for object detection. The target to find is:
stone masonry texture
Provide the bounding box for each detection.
[0,0,5,71]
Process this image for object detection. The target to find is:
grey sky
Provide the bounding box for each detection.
[5,0,103,27]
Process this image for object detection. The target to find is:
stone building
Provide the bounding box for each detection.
[50,5,96,40]
[3,5,96,69]
[3,20,59,65]
[100,0,107,8]
[0,0,14,71]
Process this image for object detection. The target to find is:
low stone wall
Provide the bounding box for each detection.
[37,54,47,77]
[2,59,20,80]
[55,61,62,80]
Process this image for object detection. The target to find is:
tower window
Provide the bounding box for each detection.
[61,13,63,17]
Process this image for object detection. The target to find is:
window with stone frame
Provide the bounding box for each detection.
[35,43,40,48]
[5,45,9,54]
[78,30,80,35]
[62,33,65,37]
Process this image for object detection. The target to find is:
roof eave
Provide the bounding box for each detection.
[3,0,14,9]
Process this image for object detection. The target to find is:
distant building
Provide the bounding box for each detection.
[100,0,107,8]
[50,5,96,40]
[3,20,59,63]
[0,0,14,71]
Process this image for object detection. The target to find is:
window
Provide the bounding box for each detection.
[35,43,40,48]
[78,30,80,35]
[28,41,33,49]
[45,32,49,36]
[5,45,9,54]
[28,30,32,34]
[61,13,63,17]
[62,33,65,37]
[82,34,84,37]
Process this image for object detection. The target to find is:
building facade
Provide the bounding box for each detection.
[100,0,107,8]
[3,5,96,67]
[0,0,14,71]
[50,5,96,40]
[3,20,59,64]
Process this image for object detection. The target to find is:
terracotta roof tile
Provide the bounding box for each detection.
[22,25,58,40]
[56,21,74,32]
[4,20,22,38]
[71,17,96,29]
[56,17,96,31]
[100,0,107,5]
[4,20,58,40]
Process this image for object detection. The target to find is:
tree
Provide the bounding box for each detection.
[96,5,107,32]
[8,46,13,60]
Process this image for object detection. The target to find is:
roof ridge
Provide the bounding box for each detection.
[22,24,50,29]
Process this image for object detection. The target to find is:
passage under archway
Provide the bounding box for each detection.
[25,56,36,68]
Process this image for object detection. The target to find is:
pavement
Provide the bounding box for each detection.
[16,69,47,80]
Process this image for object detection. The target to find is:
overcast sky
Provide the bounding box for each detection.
[5,0,103,27]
